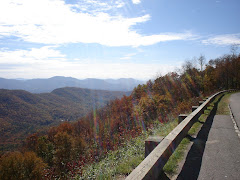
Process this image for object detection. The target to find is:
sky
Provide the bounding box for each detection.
[0,0,240,80]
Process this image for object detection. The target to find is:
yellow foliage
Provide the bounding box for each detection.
[0,151,47,180]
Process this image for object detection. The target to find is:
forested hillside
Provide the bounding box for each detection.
[0,87,129,151]
[0,54,239,179]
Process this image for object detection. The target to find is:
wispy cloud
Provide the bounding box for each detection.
[0,47,179,80]
[0,46,66,65]
[202,34,240,46]
[70,0,125,13]
[132,0,141,5]
[0,62,178,80]
[0,0,194,47]
[120,53,137,60]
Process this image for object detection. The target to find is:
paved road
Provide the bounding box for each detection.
[177,93,240,180]
[197,115,240,180]
[229,92,240,128]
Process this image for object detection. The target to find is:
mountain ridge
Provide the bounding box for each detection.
[0,76,144,93]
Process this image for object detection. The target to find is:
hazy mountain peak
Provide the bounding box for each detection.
[0,77,144,93]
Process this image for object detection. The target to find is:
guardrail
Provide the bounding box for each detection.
[126,90,230,180]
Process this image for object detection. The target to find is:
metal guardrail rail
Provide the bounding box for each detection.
[126,90,230,180]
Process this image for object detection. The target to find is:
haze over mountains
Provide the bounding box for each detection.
[0,76,143,150]
[0,87,130,150]
[0,76,144,93]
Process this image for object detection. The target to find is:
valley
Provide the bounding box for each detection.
[0,87,130,151]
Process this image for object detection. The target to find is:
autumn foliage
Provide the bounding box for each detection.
[0,53,239,178]
[0,151,46,180]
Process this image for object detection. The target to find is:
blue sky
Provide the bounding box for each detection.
[0,0,239,80]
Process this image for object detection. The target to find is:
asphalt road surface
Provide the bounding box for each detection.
[229,92,240,128]
[177,93,240,180]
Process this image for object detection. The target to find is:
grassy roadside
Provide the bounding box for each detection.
[162,112,210,176]
[77,119,178,179]
[216,92,232,115]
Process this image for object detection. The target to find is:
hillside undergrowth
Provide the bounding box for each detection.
[78,118,178,179]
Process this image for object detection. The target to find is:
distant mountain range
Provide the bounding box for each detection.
[0,76,144,93]
[0,87,130,151]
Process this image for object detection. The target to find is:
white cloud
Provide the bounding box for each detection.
[0,47,178,80]
[0,46,66,65]
[0,0,194,47]
[71,0,125,13]
[202,34,240,46]
[0,62,177,80]
[120,53,137,60]
[132,0,141,5]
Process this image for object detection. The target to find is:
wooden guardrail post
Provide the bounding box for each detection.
[145,136,164,157]
[199,101,204,105]
[178,114,188,124]
[192,106,199,112]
